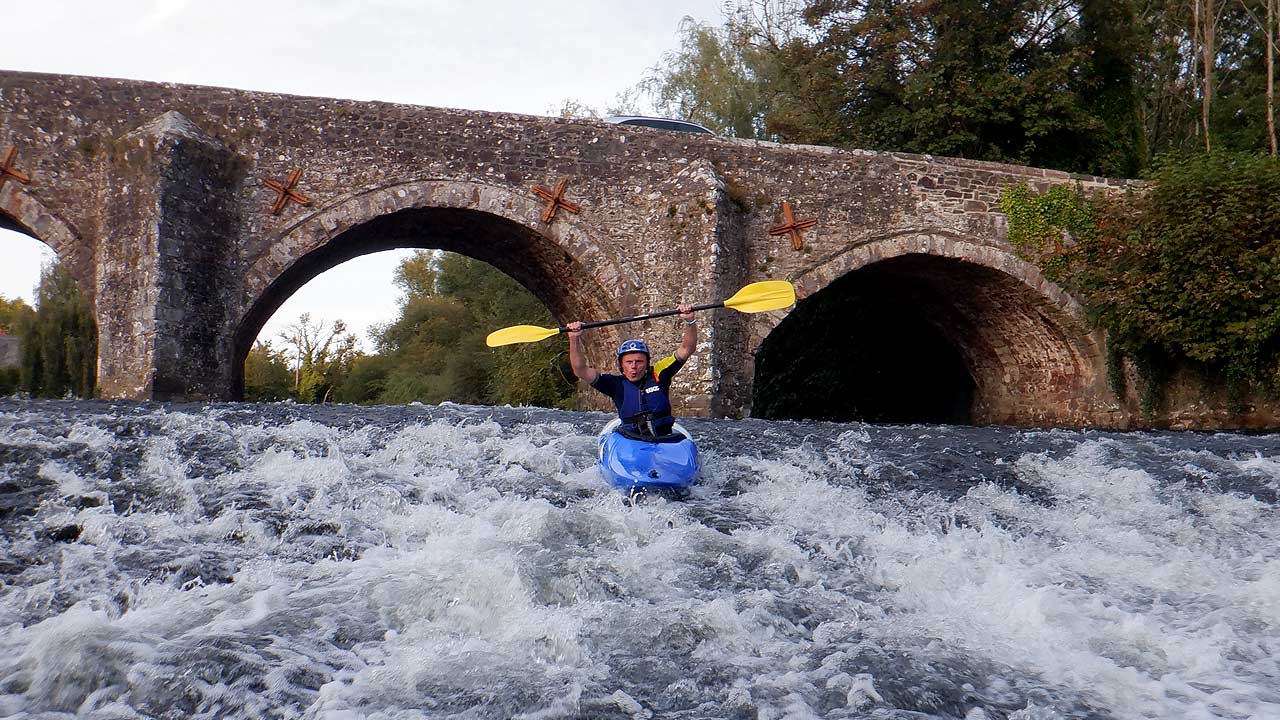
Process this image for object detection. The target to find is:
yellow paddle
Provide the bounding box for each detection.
[485,280,796,347]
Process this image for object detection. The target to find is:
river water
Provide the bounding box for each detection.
[0,399,1277,719]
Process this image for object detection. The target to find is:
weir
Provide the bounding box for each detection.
[1,69,1141,426]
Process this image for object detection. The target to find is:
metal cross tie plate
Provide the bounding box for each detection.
[0,145,32,192]
[769,200,817,251]
[263,168,312,215]
[531,178,582,224]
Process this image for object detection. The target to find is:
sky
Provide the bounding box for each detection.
[0,0,728,349]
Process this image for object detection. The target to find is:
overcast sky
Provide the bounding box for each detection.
[0,0,728,349]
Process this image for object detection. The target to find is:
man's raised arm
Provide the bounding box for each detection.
[566,322,598,384]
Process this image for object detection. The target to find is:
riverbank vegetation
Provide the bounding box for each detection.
[0,295,33,395]
[1002,153,1280,412]
[245,252,575,408]
[0,263,96,398]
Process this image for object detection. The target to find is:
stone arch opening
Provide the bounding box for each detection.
[0,222,55,293]
[752,253,1096,426]
[0,223,52,328]
[0,210,97,397]
[0,192,91,297]
[233,206,619,400]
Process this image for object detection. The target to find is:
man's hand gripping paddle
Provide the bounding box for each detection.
[484,280,796,347]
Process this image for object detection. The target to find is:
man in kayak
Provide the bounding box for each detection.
[566,304,697,437]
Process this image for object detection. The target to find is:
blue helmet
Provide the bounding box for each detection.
[617,339,650,362]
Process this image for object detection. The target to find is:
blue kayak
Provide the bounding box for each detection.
[597,418,699,498]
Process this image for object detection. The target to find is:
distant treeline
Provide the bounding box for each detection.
[245,252,576,409]
[626,0,1277,174]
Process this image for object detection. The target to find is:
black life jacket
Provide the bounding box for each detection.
[616,367,674,436]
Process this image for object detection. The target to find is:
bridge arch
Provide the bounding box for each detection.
[233,179,633,397]
[751,232,1102,426]
[0,189,93,300]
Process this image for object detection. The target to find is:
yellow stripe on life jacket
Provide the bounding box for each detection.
[652,354,677,381]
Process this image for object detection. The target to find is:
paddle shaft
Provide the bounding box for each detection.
[566,302,722,333]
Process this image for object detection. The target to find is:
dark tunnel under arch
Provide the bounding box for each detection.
[752,253,1092,426]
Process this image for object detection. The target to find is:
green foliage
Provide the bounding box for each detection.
[1071,153,1280,388]
[1072,0,1146,176]
[0,295,33,334]
[270,313,362,403]
[1004,153,1280,411]
[634,0,1277,174]
[332,354,393,404]
[14,263,96,398]
[638,13,788,138]
[243,341,294,401]
[0,294,34,395]
[999,182,1098,278]
[337,251,574,409]
[491,343,575,409]
[1194,0,1276,156]
[374,296,491,405]
[392,251,439,301]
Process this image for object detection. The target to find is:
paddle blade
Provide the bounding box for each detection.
[722,281,796,313]
[485,325,562,347]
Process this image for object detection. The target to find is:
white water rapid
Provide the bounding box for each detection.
[1,400,1277,719]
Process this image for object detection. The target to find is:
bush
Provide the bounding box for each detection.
[1073,152,1280,389]
[1002,152,1280,409]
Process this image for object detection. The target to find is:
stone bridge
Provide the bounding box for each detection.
[0,70,1136,427]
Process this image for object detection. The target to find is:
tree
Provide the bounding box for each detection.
[638,11,790,139]
[1073,0,1147,175]
[634,0,1277,172]
[1119,0,1272,159]
[1271,0,1278,154]
[16,261,96,398]
[1068,152,1280,389]
[1193,0,1223,151]
[339,251,574,408]
[373,296,491,405]
[331,353,393,404]
[392,250,439,301]
[243,341,294,401]
[1270,0,1277,154]
[0,294,33,334]
[635,0,1138,172]
[0,295,32,395]
[276,313,361,403]
[1228,0,1280,154]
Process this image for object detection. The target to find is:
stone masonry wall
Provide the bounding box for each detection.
[3,69,1269,429]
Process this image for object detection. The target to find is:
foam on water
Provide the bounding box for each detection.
[1,401,1277,719]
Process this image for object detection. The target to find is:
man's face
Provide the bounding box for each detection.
[620,352,648,381]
